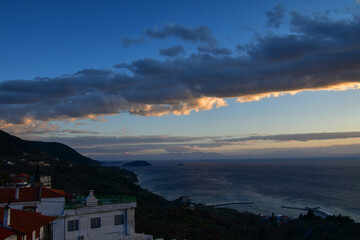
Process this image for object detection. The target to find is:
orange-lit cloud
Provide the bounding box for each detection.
[237,82,360,102]
[128,97,227,116]
[1,10,360,127]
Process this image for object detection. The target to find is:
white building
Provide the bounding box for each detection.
[0,187,152,240]
[53,190,152,240]
[0,187,65,216]
[40,175,52,188]
[0,206,57,240]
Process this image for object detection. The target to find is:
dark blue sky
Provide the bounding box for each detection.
[1,0,360,160]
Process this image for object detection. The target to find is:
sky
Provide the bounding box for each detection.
[1,0,360,160]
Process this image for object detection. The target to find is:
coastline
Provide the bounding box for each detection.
[117,159,360,223]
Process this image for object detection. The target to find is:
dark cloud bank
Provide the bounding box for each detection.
[1,10,360,124]
[159,45,185,57]
[219,132,360,143]
[266,4,285,28]
[145,23,218,46]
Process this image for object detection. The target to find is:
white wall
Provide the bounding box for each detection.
[38,197,65,216]
[126,208,135,235]
[60,202,137,240]
[0,197,65,217]
[53,218,65,240]
[0,201,39,210]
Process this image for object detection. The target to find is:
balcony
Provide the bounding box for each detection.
[65,195,136,209]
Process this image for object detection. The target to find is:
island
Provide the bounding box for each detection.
[122,160,152,167]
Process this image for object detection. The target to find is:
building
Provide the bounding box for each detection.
[0,187,65,216]
[54,190,152,240]
[0,206,56,240]
[0,188,152,240]
[39,176,51,189]
[11,174,31,188]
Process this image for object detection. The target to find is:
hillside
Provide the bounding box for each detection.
[123,160,152,167]
[0,130,359,239]
[0,130,44,155]
[0,130,138,192]
[30,141,97,166]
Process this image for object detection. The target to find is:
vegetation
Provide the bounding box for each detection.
[1,129,359,239]
[122,160,152,167]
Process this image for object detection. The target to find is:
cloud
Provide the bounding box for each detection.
[145,23,218,46]
[0,119,60,135]
[122,37,143,47]
[39,135,207,147]
[1,10,360,125]
[266,4,285,28]
[159,45,185,57]
[197,46,232,55]
[219,131,360,143]
[60,129,100,134]
[164,145,201,153]
[23,134,222,159]
[22,131,360,160]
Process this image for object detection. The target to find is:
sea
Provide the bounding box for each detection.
[109,158,360,222]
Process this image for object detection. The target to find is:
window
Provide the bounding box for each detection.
[115,215,124,225]
[44,223,51,238]
[91,217,101,229]
[67,220,79,232]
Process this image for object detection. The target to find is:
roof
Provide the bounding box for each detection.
[0,187,65,203]
[0,227,16,240]
[0,207,56,234]
[14,173,30,179]
[41,188,65,198]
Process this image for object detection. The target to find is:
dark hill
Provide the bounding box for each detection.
[0,130,43,155]
[30,141,97,166]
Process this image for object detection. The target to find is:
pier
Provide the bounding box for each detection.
[207,201,254,207]
[281,206,332,218]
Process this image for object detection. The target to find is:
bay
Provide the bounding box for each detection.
[116,158,360,222]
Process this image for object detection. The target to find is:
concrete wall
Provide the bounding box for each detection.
[126,208,135,235]
[0,197,65,217]
[65,210,127,240]
[0,201,39,211]
[53,202,137,240]
[53,218,65,240]
[65,202,136,216]
[38,197,65,216]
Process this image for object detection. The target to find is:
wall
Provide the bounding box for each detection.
[52,218,65,240]
[0,201,39,211]
[60,202,136,240]
[38,197,65,216]
[0,197,65,217]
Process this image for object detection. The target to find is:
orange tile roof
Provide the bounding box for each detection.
[0,207,56,235]
[41,188,65,198]
[0,187,65,203]
[0,227,16,240]
[15,173,30,179]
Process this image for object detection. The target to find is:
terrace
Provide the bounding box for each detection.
[65,194,136,209]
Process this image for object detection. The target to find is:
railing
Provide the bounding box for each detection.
[65,195,136,209]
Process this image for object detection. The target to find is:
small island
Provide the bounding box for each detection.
[122,160,152,167]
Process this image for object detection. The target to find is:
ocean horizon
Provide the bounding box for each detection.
[106,157,360,222]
